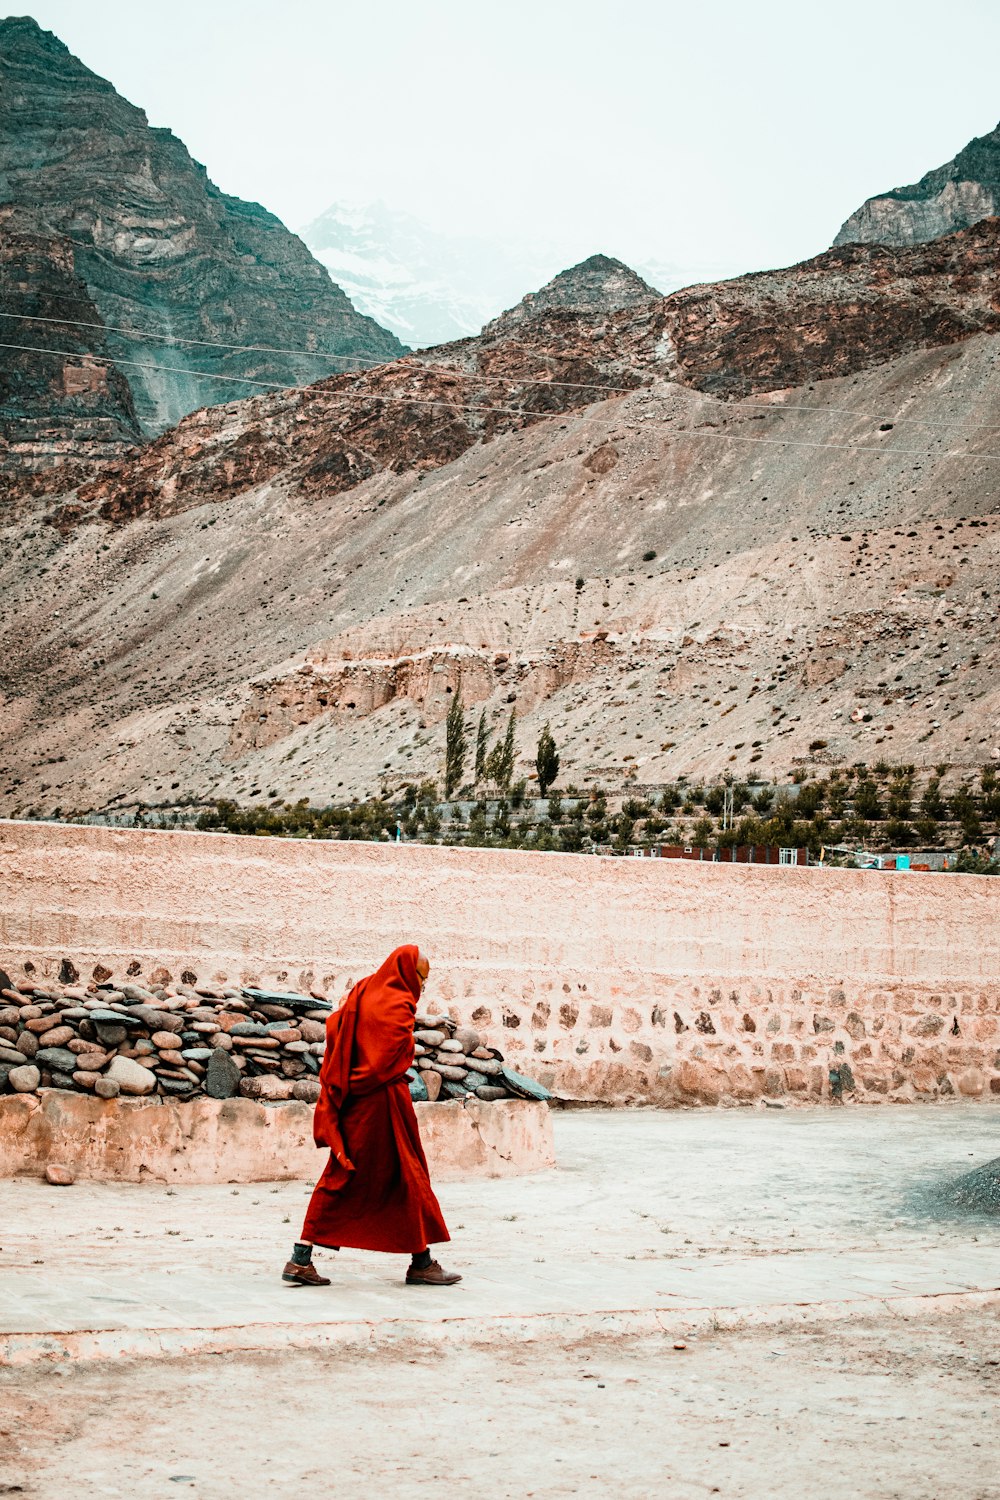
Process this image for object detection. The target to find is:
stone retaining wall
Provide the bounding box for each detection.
[2,820,999,1107]
[0,1092,553,1183]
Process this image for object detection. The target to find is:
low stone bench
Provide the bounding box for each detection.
[0,1091,554,1184]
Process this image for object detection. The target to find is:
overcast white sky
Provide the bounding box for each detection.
[6,0,1000,282]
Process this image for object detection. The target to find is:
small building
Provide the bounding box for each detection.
[638,845,810,866]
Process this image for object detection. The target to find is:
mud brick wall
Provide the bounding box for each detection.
[2,821,998,1107]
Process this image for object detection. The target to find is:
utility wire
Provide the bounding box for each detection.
[0,306,396,369]
[3,338,1000,462]
[2,304,1000,435]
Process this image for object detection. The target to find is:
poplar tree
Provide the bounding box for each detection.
[497,709,516,794]
[474,711,489,785]
[535,723,560,797]
[444,687,466,800]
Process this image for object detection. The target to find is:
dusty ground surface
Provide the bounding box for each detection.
[2,1107,999,1495]
[2,1312,1000,1499]
[2,1106,1000,1353]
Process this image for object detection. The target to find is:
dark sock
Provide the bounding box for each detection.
[291,1242,313,1267]
[411,1248,432,1270]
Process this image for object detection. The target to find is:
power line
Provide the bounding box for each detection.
[0,340,526,413]
[0,305,657,402]
[2,303,1000,436]
[4,337,1000,463]
[0,306,396,370]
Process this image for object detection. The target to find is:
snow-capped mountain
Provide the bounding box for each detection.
[301,200,742,348]
[300,201,559,348]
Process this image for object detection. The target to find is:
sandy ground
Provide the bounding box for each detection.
[3,1311,1000,1499]
[3,1107,1000,1496]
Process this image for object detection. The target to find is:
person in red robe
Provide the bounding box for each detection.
[281,944,461,1288]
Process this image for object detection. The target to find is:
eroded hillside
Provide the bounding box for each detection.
[1,318,998,816]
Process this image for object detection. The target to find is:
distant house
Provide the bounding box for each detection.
[634,845,810,866]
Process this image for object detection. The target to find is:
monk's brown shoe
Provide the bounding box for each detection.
[406,1259,462,1286]
[282,1260,331,1287]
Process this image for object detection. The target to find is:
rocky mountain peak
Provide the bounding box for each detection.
[538,254,660,308]
[834,119,1000,248]
[0,14,68,52]
[482,253,659,339]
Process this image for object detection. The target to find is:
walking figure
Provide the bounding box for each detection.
[282,944,461,1287]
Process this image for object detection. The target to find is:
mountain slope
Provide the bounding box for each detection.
[25,223,1000,533]
[0,17,403,434]
[1,231,999,816]
[834,119,1000,246]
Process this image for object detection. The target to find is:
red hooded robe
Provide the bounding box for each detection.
[302,944,450,1253]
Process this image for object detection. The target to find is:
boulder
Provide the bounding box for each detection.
[80,1056,114,1076]
[297,1019,326,1044]
[470,1056,503,1077]
[500,1064,551,1102]
[239,1074,295,1101]
[255,1003,294,1020]
[292,1078,321,1104]
[94,1078,121,1099]
[35,1046,79,1073]
[122,985,159,1003]
[36,1025,75,1049]
[94,1022,128,1048]
[205,1048,242,1100]
[241,987,331,1015]
[131,1007,184,1033]
[105,1056,158,1095]
[408,1071,429,1102]
[8,1064,40,1092]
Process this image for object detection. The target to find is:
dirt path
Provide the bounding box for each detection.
[3,1308,1000,1499]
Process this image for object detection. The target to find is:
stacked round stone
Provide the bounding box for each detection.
[0,972,330,1104]
[409,1011,548,1103]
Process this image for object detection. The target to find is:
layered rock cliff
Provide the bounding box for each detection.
[834,120,1000,246]
[0,204,139,497]
[0,16,403,434]
[658,218,1000,397]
